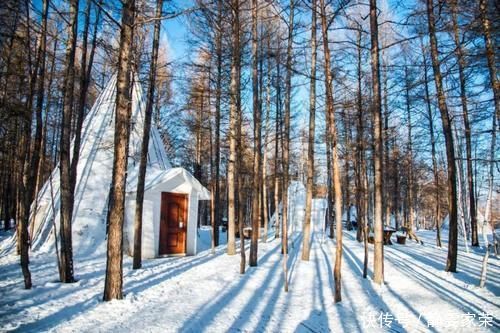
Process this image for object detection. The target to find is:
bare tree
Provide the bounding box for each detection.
[227,0,240,256]
[370,0,384,284]
[421,38,441,247]
[261,37,272,243]
[479,0,499,122]
[426,0,458,272]
[59,0,80,283]
[103,0,136,301]
[133,0,164,270]
[274,50,281,241]
[319,0,343,301]
[450,0,478,247]
[212,0,224,249]
[302,0,317,262]
[249,0,260,267]
[282,0,294,292]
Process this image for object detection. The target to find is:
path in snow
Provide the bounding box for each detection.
[0,199,498,332]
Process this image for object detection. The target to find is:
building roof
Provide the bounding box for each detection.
[126,167,210,200]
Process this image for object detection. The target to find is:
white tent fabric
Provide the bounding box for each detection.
[30,75,170,256]
[267,181,307,239]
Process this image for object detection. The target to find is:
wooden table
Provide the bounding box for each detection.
[383,229,396,245]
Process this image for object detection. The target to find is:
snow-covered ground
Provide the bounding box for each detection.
[0,200,498,332]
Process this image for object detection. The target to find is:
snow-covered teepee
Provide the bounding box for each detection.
[30,75,170,256]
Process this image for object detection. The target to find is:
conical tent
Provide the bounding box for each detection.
[30,75,170,256]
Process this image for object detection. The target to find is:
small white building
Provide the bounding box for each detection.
[125,167,210,258]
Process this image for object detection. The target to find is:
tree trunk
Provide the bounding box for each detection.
[103,0,135,301]
[26,0,49,243]
[227,0,240,256]
[238,179,245,274]
[281,0,294,292]
[383,60,391,228]
[59,0,79,283]
[479,0,500,123]
[370,0,384,284]
[479,245,491,288]
[426,0,458,272]
[28,0,49,213]
[483,105,497,253]
[421,39,441,247]
[362,159,369,279]
[236,27,244,272]
[274,52,281,241]
[343,109,352,231]
[320,0,343,301]
[302,0,316,262]
[261,38,272,243]
[133,0,163,270]
[404,66,416,241]
[451,0,478,247]
[70,0,91,200]
[355,27,364,243]
[212,0,223,249]
[249,0,260,267]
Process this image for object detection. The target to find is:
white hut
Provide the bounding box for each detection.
[124,167,210,257]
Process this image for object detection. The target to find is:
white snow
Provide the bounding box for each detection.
[0,199,498,332]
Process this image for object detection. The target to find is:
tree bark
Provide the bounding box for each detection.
[479,245,491,288]
[281,0,294,293]
[28,0,49,212]
[59,0,79,283]
[70,0,91,199]
[362,158,369,279]
[103,0,135,301]
[451,0,477,246]
[274,53,281,240]
[421,39,441,247]
[133,0,163,270]
[370,0,384,284]
[382,60,391,228]
[249,0,260,267]
[355,27,364,243]
[343,109,352,231]
[483,104,497,253]
[302,0,316,262]
[25,0,47,242]
[479,0,500,123]
[212,0,223,248]
[426,0,458,272]
[261,38,272,243]
[404,66,415,236]
[227,0,240,256]
[320,0,343,301]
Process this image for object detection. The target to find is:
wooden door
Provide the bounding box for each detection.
[159,192,188,255]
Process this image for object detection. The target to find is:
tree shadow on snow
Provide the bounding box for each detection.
[227,234,304,332]
[341,245,416,333]
[384,254,500,330]
[384,241,500,298]
[178,239,293,332]
[1,245,225,332]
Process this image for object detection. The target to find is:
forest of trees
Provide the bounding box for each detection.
[0,0,498,302]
